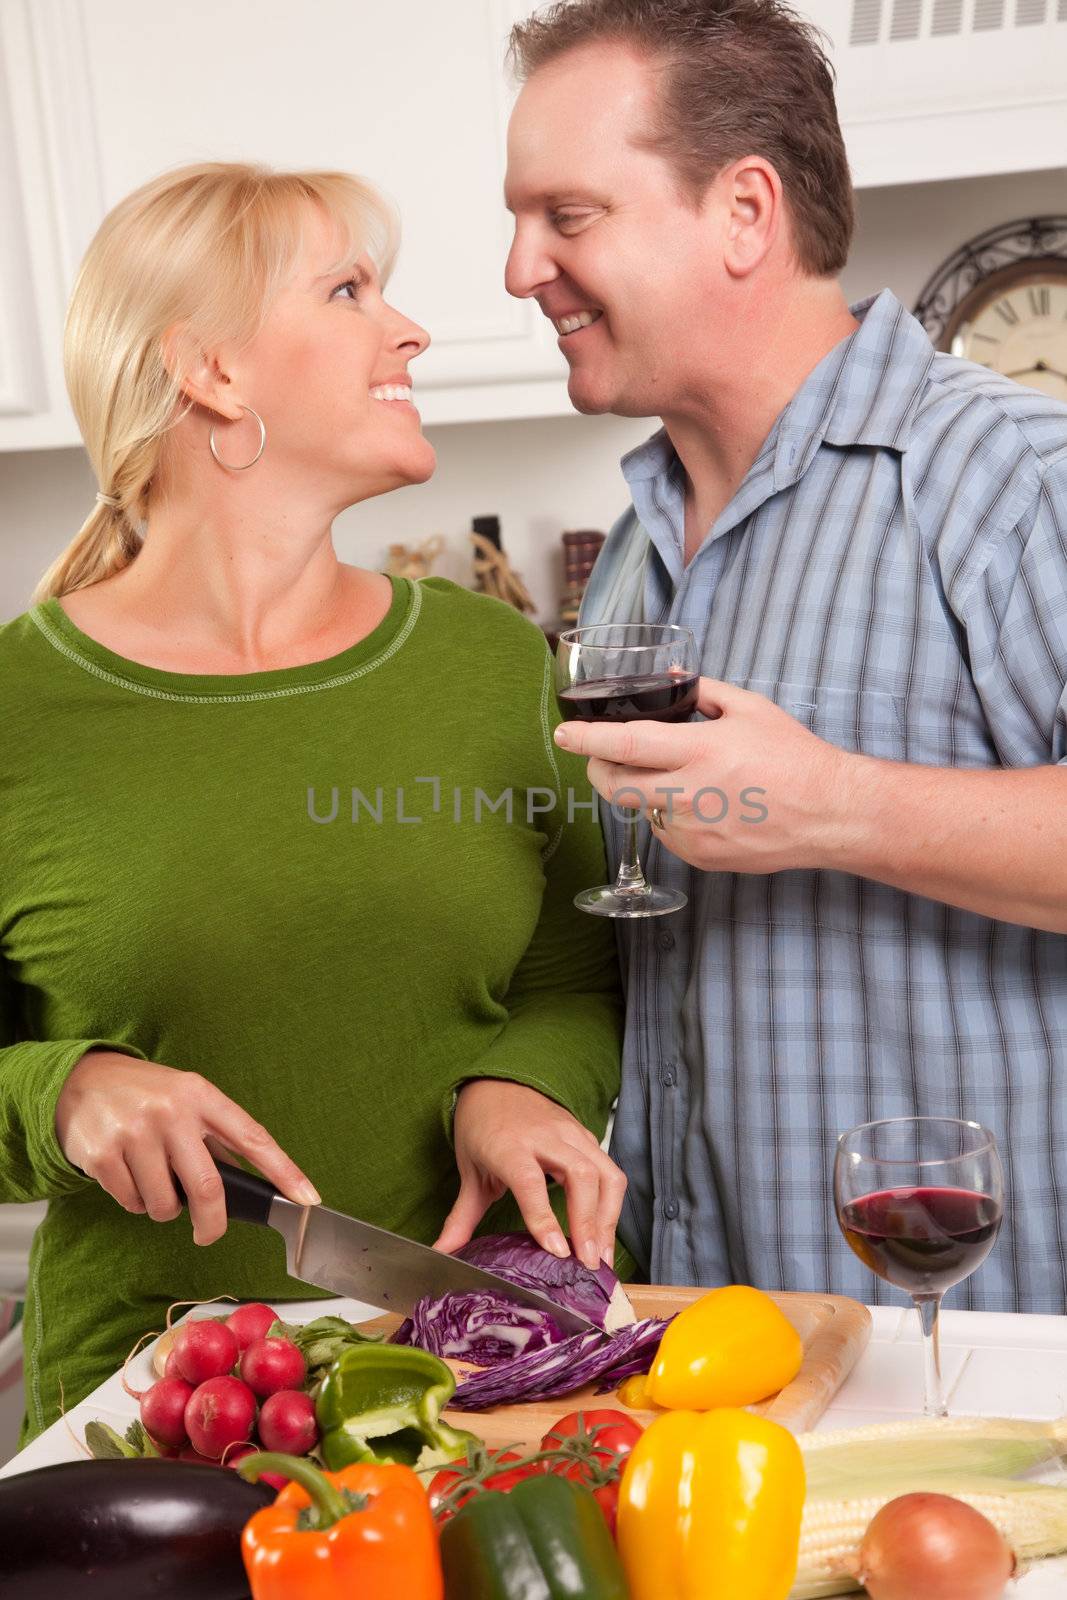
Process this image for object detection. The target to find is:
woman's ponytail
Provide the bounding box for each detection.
[30,498,142,606]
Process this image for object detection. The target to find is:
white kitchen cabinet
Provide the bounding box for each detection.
[1,0,1065,451]
[0,0,568,448]
[0,1,102,450]
[810,0,1067,188]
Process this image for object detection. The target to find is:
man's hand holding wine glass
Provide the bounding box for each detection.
[554,676,856,875]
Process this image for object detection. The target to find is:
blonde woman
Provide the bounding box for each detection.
[0,163,624,1447]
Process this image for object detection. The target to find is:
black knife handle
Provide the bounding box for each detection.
[172,1160,279,1227]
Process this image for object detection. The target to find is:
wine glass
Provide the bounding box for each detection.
[834,1117,1004,1417]
[556,623,698,918]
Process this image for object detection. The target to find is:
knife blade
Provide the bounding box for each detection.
[175,1161,600,1337]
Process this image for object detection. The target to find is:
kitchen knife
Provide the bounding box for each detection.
[174,1161,601,1336]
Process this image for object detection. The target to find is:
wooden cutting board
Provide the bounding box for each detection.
[358,1285,872,1451]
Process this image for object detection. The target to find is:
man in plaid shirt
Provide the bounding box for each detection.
[504,0,1067,1309]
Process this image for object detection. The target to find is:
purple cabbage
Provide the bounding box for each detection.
[394,1291,567,1365]
[392,1233,636,1366]
[451,1234,628,1331]
[391,1233,666,1406]
[448,1318,671,1410]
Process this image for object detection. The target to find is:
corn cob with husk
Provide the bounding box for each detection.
[800,1414,1067,1497]
[787,1415,1067,1598]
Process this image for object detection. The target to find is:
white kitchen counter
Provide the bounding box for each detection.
[3,1297,1067,1595]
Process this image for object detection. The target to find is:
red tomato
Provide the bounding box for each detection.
[541,1408,644,1470]
[591,1479,621,1538]
[428,1451,544,1522]
[540,1409,644,1537]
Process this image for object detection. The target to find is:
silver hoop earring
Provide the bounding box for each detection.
[209,404,266,471]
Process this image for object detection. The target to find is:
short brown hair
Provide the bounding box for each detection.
[509,0,854,276]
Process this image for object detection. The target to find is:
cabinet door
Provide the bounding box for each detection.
[0,0,570,449]
[0,0,106,449]
[805,0,1067,187]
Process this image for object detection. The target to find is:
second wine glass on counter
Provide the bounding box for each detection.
[834,1116,1004,1417]
[556,623,698,918]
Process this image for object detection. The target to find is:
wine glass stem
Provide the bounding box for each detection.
[614,809,651,898]
[914,1293,948,1417]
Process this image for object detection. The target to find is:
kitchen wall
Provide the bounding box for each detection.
[2,164,1065,624]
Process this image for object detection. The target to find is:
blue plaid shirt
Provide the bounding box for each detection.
[581,289,1067,1312]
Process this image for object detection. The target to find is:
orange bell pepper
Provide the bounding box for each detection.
[647,1283,803,1409]
[239,1450,443,1600]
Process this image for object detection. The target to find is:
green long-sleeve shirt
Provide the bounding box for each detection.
[0,574,622,1446]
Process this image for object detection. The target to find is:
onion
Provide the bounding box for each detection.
[152,1328,177,1381]
[857,1492,1015,1600]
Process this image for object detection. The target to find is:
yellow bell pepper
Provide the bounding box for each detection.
[617,1408,805,1600]
[647,1284,803,1409]
[617,1374,660,1411]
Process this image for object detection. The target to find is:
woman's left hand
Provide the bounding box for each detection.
[432,1078,626,1271]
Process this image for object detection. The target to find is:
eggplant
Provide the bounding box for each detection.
[0,1458,274,1599]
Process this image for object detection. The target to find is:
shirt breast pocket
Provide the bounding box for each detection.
[718,678,909,936]
[739,680,907,761]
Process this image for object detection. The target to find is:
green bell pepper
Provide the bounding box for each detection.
[439,1473,630,1599]
[315,1342,477,1472]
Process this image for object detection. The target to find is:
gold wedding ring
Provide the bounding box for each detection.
[650,806,666,831]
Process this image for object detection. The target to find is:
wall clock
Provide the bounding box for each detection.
[913,217,1067,402]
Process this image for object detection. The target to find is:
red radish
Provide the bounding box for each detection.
[253,1466,290,1491]
[178,1445,220,1466]
[163,1347,184,1380]
[172,1318,239,1385]
[224,1441,290,1491]
[256,1390,319,1455]
[239,1336,306,1398]
[139,1377,194,1449]
[225,1302,279,1352]
[184,1374,256,1460]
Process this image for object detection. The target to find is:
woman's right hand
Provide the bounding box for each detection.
[55,1049,321,1245]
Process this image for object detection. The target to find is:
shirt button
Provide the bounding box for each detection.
[660,1061,677,1087]
[656,929,675,952]
[662,1199,679,1220]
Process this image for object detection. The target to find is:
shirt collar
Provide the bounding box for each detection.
[619,424,676,485]
[619,288,936,500]
[790,287,936,451]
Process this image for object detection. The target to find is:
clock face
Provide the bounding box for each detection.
[949,271,1067,402]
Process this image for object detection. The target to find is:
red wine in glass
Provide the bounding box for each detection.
[555,623,698,918]
[839,1186,1002,1297]
[834,1117,1004,1417]
[558,672,699,724]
